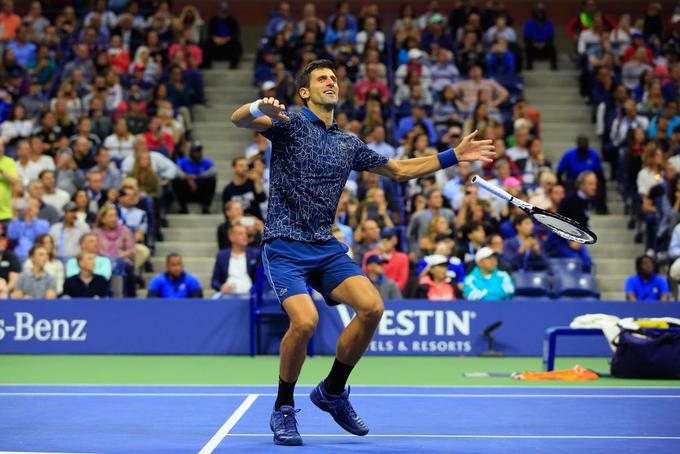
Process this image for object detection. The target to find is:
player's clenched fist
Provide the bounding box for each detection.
[252,97,291,122]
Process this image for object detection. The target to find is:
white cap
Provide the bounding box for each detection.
[261,80,276,92]
[673,14,680,24]
[426,254,449,267]
[475,247,497,264]
[408,48,422,60]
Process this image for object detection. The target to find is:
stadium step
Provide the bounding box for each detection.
[155,241,218,257]
[164,228,217,242]
[166,214,223,228]
[591,258,635,275]
[596,275,631,292]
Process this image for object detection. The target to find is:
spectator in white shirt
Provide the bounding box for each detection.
[622,47,653,90]
[356,16,385,54]
[1,104,34,146]
[121,136,178,181]
[40,169,70,212]
[484,15,517,45]
[367,126,397,160]
[103,118,136,164]
[211,224,260,297]
[430,48,460,93]
[610,98,649,148]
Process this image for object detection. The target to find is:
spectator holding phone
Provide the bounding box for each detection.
[221,156,266,220]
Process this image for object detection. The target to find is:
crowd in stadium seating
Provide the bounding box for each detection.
[1,1,679,302]
[0,1,244,300]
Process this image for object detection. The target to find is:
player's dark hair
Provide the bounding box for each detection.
[295,59,337,106]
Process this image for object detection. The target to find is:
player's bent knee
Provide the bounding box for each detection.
[290,315,318,338]
[357,299,384,325]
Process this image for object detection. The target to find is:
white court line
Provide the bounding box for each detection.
[0,452,99,454]
[226,433,680,440]
[0,392,679,399]
[198,394,258,454]
[2,384,679,389]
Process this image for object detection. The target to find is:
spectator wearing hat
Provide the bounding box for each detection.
[62,251,110,298]
[174,140,217,214]
[502,214,548,271]
[207,1,243,69]
[148,253,203,298]
[464,247,514,300]
[395,48,432,92]
[365,254,402,300]
[524,3,557,70]
[417,254,456,300]
[12,244,57,299]
[0,225,20,298]
[362,227,409,292]
[421,13,454,55]
[254,47,277,87]
[48,202,90,258]
[417,238,466,294]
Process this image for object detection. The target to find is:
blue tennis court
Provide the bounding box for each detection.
[1,384,678,453]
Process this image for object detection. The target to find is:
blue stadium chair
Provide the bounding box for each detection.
[552,273,600,299]
[511,271,550,298]
[249,266,314,356]
[548,257,583,275]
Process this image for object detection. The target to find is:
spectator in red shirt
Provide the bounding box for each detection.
[362,227,409,291]
[354,62,391,106]
[142,117,175,157]
[622,32,654,65]
[168,28,203,69]
[108,34,131,74]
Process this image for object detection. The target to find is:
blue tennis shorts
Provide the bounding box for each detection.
[262,237,364,305]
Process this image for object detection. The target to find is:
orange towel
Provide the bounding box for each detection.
[513,365,599,381]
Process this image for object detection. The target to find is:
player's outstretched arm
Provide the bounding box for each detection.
[370,130,495,181]
[230,97,291,132]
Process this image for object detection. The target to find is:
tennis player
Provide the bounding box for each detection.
[231,59,495,446]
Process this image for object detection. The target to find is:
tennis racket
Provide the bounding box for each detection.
[471,175,598,245]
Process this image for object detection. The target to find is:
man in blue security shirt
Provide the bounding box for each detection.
[174,140,217,214]
[231,59,495,445]
[147,253,203,299]
[625,255,671,301]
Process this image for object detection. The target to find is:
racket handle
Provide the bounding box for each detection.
[471,175,532,211]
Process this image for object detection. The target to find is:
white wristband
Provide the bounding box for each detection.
[249,100,265,118]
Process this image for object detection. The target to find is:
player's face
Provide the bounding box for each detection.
[306,68,338,107]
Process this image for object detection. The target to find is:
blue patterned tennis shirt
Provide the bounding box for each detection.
[261,107,388,242]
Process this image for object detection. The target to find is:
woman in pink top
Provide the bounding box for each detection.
[418,255,456,300]
[93,204,136,264]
